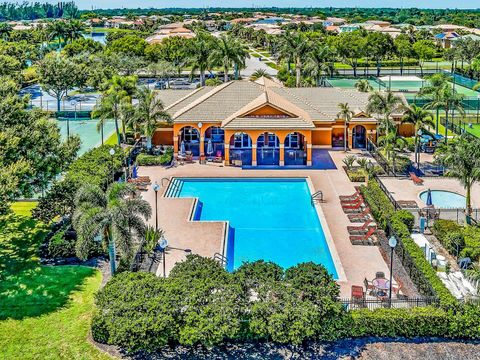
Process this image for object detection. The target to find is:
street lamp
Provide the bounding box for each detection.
[158,237,168,278]
[388,235,398,304]
[152,182,160,230]
[477,95,480,124]
[416,129,422,171]
[109,148,115,184]
[68,100,77,139]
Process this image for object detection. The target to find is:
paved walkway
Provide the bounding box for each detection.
[138,150,397,297]
[243,48,278,77]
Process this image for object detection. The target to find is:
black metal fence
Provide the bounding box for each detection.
[439,117,479,140]
[340,297,440,311]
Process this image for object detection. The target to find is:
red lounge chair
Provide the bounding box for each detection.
[350,227,376,244]
[341,195,364,205]
[342,201,365,213]
[409,172,424,185]
[347,207,371,222]
[347,219,375,234]
[351,285,365,300]
[339,191,361,202]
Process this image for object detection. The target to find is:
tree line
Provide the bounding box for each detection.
[0,1,78,20]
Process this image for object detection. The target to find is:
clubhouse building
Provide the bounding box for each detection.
[153,78,409,167]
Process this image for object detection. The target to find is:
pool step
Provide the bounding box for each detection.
[164,178,183,198]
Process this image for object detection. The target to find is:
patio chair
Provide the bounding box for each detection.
[213,150,223,163]
[347,207,372,222]
[185,153,194,163]
[342,201,365,213]
[409,172,424,185]
[351,285,366,308]
[349,227,376,245]
[347,219,376,235]
[364,278,375,296]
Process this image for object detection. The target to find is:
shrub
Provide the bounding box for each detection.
[433,220,462,243]
[205,78,222,86]
[346,169,366,182]
[392,210,415,232]
[443,232,465,256]
[461,226,480,261]
[360,180,395,228]
[136,151,172,166]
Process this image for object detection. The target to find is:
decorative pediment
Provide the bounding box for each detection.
[242,104,296,118]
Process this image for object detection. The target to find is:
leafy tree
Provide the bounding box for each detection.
[64,19,85,43]
[0,54,21,78]
[209,34,249,82]
[147,60,175,87]
[134,86,171,150]
[0,22,12,41]
[367,91,402,134]
[46,20,67,49]
[279,31,310,87]
[394,35,413,75]
[73,182,151,274]
[435,136,480,217]
[37,52,82,111]
[107,34,148,57]
[304,44,335,86]
[378,128,408,174]
[63,37,103,57]
[413,40,436,76]
[333,31,366,77]
[366,32,394,77]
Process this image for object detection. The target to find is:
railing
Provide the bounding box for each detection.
[366,138,395,176]
[311,190,324,205]
[439,117,479,140]
[374,175,401,211]
[213,252,228,267]
[340,297,440,311]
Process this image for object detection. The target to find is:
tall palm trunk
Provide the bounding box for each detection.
[105,226,116,275]
[224,65,229,83]
[295,57,301,87]
[466,184,472,217]
[200,70,205,86]
[114,116,121,145]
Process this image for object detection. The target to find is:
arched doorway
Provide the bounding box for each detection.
[204,126,225,158]
[257,132,280,166]
[178,126,200,156]
[284,132,306,166]
[229,132,252,166]
[352,125,367,149]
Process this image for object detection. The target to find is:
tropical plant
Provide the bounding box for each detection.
[337,103,354,152]
[418,73,451,135]
[46,20,67,49]
[64,19,85,43]
[279,31,310,87]
[366,91,403,134]
[209,34,248,82]
[355,79,373,92]
[134,86,171,150]
[249,69,272,81]
[401,104,435,167]
[143,226,164,254]
[188,32,214,86]
[93,91,128,145]
[435,136,480,217]
[304,44,335,86]
[342,155,356,170]
[378,129,408,174]
[73,182,152,275]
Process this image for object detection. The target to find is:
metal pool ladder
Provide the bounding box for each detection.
[213,252,228,267]
[311,190,324,205]
[161,177,182,197]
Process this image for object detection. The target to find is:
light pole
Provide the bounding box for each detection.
[109,148,115,184]
[152,182,160,230]
[69,100,77,139]
[388,235,397,304]
[416,129,422,171]
[477,95,480,124]
[159,237,168,278]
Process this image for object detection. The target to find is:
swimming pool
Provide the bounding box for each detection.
[419,190,466,208]
[168,178,339,278]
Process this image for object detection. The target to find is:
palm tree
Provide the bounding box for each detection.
[148,60,175,88]
[250,69,272,81]
[209,34,248,83]
[436,136,480,217]
[337,103,354,152]
[304,44,335,87]
[367,91,403,134]
[134,86,172,151]
[424,86,465,144]
[93,90,128,145]
[418,73,450,135]
[64,20,85,43]
[46,21,67,49]
[355,79,373,93]
[378,129,407,174]
[73,182,152,275]
[188,32,213,86]
[0,22,12,41]
[280,31,310,87]
[401,104,435,169]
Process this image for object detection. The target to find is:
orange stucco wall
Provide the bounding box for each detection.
[152,129,174,145]
[312,130,332,146]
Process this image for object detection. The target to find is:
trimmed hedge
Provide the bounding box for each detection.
[433,220,480,261]
[360,180,457,307]
[136,150,172,166]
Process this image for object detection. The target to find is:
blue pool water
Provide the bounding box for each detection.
[420,190,466,208]
[171,178,338,278]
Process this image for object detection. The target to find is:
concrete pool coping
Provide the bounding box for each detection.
[163,176,346,281]
[417,189,466,209]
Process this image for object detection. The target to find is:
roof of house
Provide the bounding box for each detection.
[155,79,385,128]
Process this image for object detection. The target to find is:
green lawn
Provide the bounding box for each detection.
[0,214,110,359]
[10,201,38,217]
[104,131,119,145]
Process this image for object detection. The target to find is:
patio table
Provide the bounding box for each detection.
[372,278,390,298]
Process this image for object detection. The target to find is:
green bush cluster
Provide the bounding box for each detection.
[360,180,457,307]
[33,145,124,222]
[346,169,366,183]
[136,150,172,166]
[92,256,345,352]
[433,220,480,261]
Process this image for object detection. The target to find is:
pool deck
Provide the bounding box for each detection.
[138,150,397,297]
[380,176,480,209]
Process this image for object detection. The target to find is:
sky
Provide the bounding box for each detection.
[9,1,480,10]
